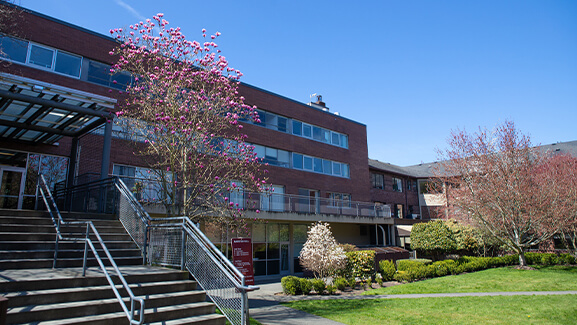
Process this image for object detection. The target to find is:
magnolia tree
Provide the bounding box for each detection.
[299,222,346,278]
[110,15,268,223]
[435,121,574,267]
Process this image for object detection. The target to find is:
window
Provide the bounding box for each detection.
[407,180,417,191]
[252,144,289,167]
[0,36,82,78]
[302,124,312,138]
[327,192,351,208]
[313,157,323,173]
[393,177,403,192]
[419,181,442,194]
[86,60,131,89]
[112,164,172,203]
[371,173,384,189]
[292,153,303,169]
[292,120,302,136]
[261,185,285,212]
[303,156,313,170]
[0,36,27,62]
[29,44,54,69]
[394,204,404,218]
[55,51,82,78]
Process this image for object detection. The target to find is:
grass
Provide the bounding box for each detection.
[364,265,577,295]
[284,295,577,324]
[282,266,577,324]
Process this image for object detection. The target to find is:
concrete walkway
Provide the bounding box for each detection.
[248,281,577,325]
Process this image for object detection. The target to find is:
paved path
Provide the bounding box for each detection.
[248,281,577,325]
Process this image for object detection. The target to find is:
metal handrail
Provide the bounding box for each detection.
[113,177,257,325]
[38,175,145,325]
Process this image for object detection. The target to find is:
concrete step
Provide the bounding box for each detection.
[7,292,211,324]
[0,223,128,233]
[1,266,223,325]
[0,256,143,269]
[0,240,139,250]
[4,280,200,307]
[0,232,134,242]
[0,248,142,260]
[34,305,226,325]
[0,216,123,226]
[0,267,190,292]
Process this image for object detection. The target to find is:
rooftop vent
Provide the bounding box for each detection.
[309,93,329,111]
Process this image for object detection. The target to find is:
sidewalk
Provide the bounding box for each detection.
[248,282,345,325]
[248,281,577,325]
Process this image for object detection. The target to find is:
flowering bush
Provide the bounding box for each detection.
[299,222,347,278]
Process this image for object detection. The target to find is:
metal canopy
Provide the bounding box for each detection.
[0,73,116,145]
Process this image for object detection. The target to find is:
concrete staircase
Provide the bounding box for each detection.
[0,210,226,325]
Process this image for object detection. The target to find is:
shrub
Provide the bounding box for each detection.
[300,278,312,295]
[560,253,576,265]
[379,259,396,281]
[430,259,458,276]
[326,284,337,295]
[375,273,383,286]
[341,250,376,280]
[312,279,326,294]
[396,259,432,271]
[339,243,357,252]
[347,277,357,289]
[334,277,347,291]
[540,253,558,266]
[410,220,457,259]
[281,276,301,295]
[393,271,411,283]
[364,278,372,289]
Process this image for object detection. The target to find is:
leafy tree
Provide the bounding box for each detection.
[539,154,577,257]
[299,222,347,278]
[110,15,268,223]
[445,220,481,255]
[410,220,457,260]
[435,121,574,266]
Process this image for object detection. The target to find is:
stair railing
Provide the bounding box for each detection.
[38,174,145,325]
[113,177,258,325]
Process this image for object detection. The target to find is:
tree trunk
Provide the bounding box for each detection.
[518,250,527,267]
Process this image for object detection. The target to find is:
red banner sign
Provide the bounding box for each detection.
[231,238,254,285]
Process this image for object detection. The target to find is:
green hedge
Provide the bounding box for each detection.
[396,258,432,271]
[379,259,396,281]
[393,252,576,283]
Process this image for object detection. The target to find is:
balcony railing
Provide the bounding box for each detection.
[110,176,392,219]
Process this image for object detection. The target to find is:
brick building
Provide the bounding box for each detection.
[0,4,396,278]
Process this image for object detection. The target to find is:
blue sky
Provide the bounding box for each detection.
[17,0,577,166]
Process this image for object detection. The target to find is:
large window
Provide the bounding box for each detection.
[248,107,349,149]
[1,36,82,78]
[112,164,172,203]
[252,144,290,168]
[292,153,349,178]
[371,173,384,189]
[326,192,351,208]
[393,177,403,192]
[86,60,132,90]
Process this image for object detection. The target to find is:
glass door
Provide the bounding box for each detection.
[0,166,26,209]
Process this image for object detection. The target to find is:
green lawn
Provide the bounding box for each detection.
[284,295,577,324]
[283,266,577,324]
[364,265,577,295]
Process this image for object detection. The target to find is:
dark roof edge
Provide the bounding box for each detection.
[240,82,366,127]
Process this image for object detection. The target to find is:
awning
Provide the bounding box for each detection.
[0,73,116,144]
[397,225,412,237]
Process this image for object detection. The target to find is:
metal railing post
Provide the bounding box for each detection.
[181,227,186,270]
[82,223,89,277]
